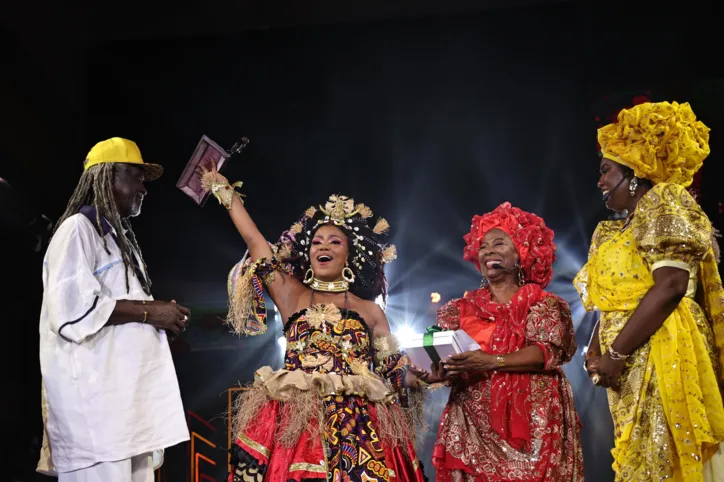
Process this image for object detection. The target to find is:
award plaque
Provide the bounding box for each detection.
[176,135,249,206]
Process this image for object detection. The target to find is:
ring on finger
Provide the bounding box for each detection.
[183,315,188,322]
[591,374,601,385]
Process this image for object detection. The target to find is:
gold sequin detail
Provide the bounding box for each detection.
[574,182,724,482]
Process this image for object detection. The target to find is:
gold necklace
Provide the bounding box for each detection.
[308,278,349,293]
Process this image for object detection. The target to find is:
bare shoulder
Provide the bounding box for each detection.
[346,295,388,333]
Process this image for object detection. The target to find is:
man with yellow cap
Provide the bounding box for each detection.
[38,138,190,481]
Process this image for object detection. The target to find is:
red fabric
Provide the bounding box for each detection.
[458,310,496,351]
[432,288,584,481]
[369,404,427,482]
[462,284,546,450]
[462,203,556,288]
[231,399,425,482]
[229,401,327,481]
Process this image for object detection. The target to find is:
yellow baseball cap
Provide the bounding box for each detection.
[84,137,163,181]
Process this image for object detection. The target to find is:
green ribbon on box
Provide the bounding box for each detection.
[422,325,443,367]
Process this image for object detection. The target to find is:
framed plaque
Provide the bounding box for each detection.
[177,135,249,206]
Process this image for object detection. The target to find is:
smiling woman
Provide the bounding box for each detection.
[198,164,427,482]
[413,202,584,482]
[576,101,724,482]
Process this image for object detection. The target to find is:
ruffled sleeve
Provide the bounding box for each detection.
[525,294,577,370]
[226,254,291,336]
[633,182,712,272]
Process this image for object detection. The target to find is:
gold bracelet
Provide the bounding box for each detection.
[142,311,148,323]
[609,348,629,361]
[496,355,506,368]
[209,180,245,210]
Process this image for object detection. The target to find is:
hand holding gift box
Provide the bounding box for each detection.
[400,326,480,371]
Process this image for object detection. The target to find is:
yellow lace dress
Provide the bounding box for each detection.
[574,182,724,481]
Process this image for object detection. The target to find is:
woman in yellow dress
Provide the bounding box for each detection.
[574,101,724,481]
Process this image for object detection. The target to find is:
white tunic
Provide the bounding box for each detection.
[39,209,189,473]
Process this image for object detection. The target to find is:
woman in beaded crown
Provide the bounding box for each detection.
[198,164,426,482]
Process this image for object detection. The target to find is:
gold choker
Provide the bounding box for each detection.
[307,278,349,293]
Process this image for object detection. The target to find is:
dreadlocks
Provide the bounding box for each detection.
[55,163,152,295]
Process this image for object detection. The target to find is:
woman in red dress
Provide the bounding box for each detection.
[415,202,584,481]
[199,163,426,482]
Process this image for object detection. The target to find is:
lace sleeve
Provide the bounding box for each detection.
[525,294,577,370]
[633,183,712,272]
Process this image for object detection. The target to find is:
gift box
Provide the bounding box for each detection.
[176,135,249,206]
[400,329,480,369]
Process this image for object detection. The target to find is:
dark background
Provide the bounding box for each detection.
[2,1,722,481]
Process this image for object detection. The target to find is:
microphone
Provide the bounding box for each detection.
[602,176,626,202]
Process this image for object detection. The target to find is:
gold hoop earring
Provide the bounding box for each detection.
[303,268,314,284]
[342,266,355,284]
[629,176,638,197]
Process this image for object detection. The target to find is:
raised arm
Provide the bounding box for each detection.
[199,163,305,317]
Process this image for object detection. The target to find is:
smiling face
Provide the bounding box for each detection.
[309,224,350,281]
[476,228,520,283]
[597,156,632,212]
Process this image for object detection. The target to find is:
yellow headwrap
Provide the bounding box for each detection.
[597,101,710,187]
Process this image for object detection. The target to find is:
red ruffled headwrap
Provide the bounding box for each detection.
[463,202,556,288]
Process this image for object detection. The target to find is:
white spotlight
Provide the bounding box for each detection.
[394,324,416,348]
[374,295,386,310]
[277,336,287,351]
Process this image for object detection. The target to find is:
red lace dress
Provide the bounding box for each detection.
[433,284,584,481]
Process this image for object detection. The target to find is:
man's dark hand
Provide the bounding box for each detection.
[146,300,190,336]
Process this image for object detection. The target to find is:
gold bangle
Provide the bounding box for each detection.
[496,355,506,368]
[209,181,245,210]
[609,348,629,361]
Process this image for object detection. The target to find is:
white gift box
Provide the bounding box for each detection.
[400,329,480,369]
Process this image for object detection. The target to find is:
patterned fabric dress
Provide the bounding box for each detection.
[574,182,724,482]
[228,305,426,482]
[432,284,584,482]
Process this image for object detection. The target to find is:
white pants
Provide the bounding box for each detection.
[58,452,154,482]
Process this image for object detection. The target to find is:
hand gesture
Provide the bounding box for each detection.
[409,360,449,384]
[594,351,626,391]
[196,160,228,191]
[147,300,190,336]
[584,354,601,377]
[444,350,495,376]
